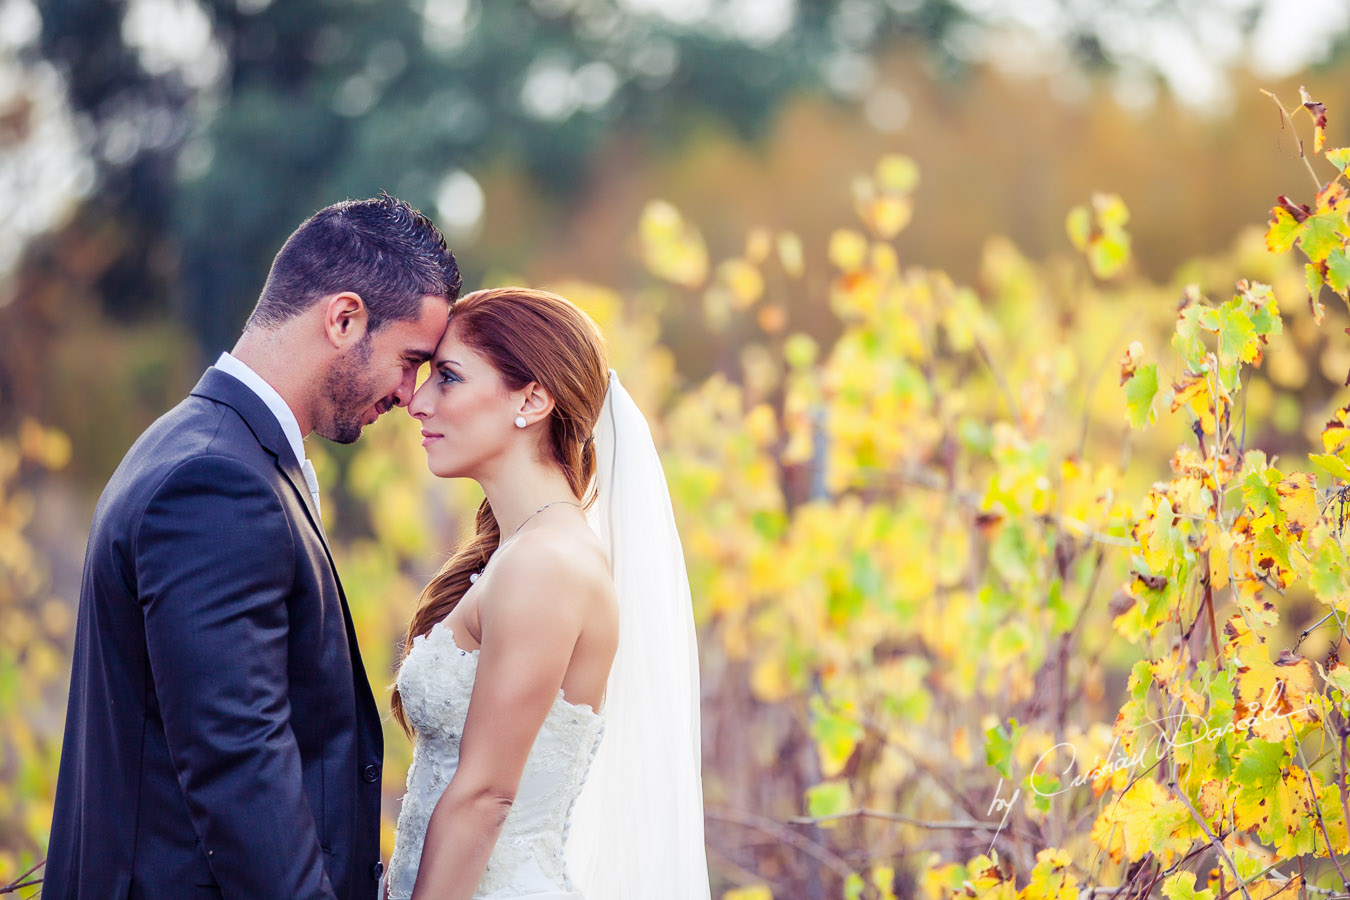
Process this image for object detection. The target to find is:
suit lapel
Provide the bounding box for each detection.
[190,368,329,553]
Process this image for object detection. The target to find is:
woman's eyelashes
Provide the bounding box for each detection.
[437,366,464,386]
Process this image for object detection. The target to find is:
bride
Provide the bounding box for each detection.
[384,287,710,899]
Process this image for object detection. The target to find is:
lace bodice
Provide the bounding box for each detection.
[385,620,605,899]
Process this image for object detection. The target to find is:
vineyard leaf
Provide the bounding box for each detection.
[1065,206,1091,251]
[1265,205,1301,254]
[985,717,1023,779]
[1162,871,1215,900]
[1024,848,1077,900]
[1088,777,1192,864]
[875,154,919,193]
[639,200,709,287]
[1125,363,1159,428]
[1307,263,1327,323]
[1215,301,1258,368]
[1309,452,1350,481]
[1275,473,1318,536]
[777,231,805,278]
[724,887,774,900]
[1323,404,1350,453]
[805,779,853,821]
[1327,247,1350,295]
[1298,211,1341,264]
[811,696,865,777]
[829,229,869,272]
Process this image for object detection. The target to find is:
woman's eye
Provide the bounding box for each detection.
[438,370,462,385]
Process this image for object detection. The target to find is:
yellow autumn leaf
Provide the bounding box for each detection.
[1171,371,1218,435]
[829,229,869,272]
[718,258,765,309]
[723,887,773,900]
[777,230,805,278]
[863,196,913,238]
[1322,403,1350,454]
[639,199,708,287]
[1089,777,1194,865]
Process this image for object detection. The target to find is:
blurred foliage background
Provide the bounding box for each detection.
[7,0,1350,896]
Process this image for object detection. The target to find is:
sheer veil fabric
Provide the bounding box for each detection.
[566,370,711,899]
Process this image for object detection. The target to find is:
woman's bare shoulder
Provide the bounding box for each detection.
[485,518,614,619]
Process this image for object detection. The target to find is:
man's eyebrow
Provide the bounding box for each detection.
[406,350,434,363]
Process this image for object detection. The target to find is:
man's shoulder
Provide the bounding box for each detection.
[100,392,276,512]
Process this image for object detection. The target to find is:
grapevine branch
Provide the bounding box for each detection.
[1167,779,1254,900]
[0,859,44,895]
[1260,88,1324,191]
[707,807,858,885]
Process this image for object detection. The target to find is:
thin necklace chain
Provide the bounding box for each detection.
[506,500,582,540]
[469,500,582,584]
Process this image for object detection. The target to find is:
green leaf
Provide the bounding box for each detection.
[1310,452,1350,481]
[1307,260,1326,298]
[1162,871,1215,900]
[805,780,853,820]
[844,874,866,900]
[1233,740,1287,789]
[1248,294,1282,337]
[1299,211,1342,263]
[1089,233,1130,279]
[984,717,1023,778]
[1242,468,1282,519]
[1216,301,1258,368]
[1266,206,1301,254]
[1065,206,1091,251]
[784,333,818,368]
[1254,525,1293,573]
[1327,147,1350,172]
[1095,192,1130,228]
[1328,247,1350,295]
[1172,304,1206,368]
[1125,363,1159,428]
[810,696,865,777]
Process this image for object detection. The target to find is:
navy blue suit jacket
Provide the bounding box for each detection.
[45,367,385,900]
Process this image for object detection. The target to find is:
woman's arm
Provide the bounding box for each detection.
[410,542,592,900]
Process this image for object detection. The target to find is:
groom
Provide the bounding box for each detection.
[45,195,459,900]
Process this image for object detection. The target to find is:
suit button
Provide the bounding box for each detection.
[363,764,380,783]
[372,861,384,880]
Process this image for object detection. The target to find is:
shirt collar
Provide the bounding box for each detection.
[215,351,308,469]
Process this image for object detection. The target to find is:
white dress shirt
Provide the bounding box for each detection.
[214,352,321,516]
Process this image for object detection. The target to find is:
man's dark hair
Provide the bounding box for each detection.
[247,193,461,333]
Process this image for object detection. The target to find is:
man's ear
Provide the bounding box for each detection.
[322,292,368,349]
[516,382,556,426]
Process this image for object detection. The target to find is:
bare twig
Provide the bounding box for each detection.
[707,807,858,884]
[0,858,44,896]
[1167,780,1253,900]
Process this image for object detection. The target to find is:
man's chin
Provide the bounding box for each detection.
[314,418,364,445]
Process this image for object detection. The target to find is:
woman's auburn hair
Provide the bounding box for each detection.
[390,287,610,735]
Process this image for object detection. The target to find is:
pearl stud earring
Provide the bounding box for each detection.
[514,416,527,428]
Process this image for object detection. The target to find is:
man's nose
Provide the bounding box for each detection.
[392,369,418,407]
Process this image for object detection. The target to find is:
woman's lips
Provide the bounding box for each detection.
[421,430,443,447]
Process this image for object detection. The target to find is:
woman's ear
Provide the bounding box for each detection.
[516,382,556,426]
[322,292,369,349]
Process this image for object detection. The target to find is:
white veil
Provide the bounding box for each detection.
[566,370,711,899]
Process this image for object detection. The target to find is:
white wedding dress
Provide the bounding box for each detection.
[385,620,605,899]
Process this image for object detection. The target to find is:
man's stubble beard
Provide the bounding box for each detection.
[315,334,381,445]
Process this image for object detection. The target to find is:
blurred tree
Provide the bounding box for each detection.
[35,0,982,350]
